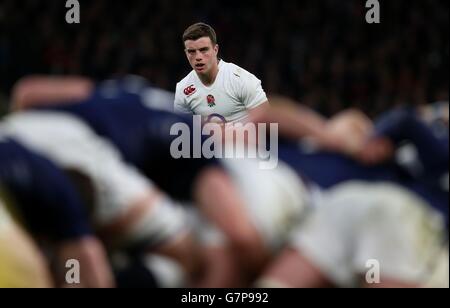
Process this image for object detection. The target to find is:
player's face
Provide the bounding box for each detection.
[184,37,219,77]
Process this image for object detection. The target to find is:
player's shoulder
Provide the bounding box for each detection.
[176,70,197,90]
[222,60,244,75]
[221,60,256,81]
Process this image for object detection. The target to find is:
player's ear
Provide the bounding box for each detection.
[214,44,219,55]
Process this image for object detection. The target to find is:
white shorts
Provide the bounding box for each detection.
[0,111,187,247]
[192,157,313,252]
[290,181,447,287]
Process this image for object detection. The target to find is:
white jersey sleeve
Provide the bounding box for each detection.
[238,70,268,110]
[174,83,192,114]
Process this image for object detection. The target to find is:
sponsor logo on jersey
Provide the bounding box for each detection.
[184,85,196,96]
[207,95,216,107]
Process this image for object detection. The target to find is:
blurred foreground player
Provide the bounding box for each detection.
[11,76,278,282]
[0,113,197,287]
[0,137,114,287]
[257,106,448,288]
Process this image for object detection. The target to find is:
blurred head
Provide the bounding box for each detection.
[326,109,374,154]
[183,23,219,79]
[419,102,449,127]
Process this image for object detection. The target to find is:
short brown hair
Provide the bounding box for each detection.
[182,23,217,45]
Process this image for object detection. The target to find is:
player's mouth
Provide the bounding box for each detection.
[195,63,206,72]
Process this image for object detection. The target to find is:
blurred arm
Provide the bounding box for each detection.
[57,236,115,288]
[248,95,371,154]
[193,166,271,275]
[11,75,93,111]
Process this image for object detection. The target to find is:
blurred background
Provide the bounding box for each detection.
[0,0,448,289]
[0,0,448,116]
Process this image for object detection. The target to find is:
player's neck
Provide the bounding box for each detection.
[198,61,220,87]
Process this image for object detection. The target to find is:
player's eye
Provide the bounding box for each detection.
[200,48,209,53]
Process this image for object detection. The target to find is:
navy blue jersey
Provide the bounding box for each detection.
[0,138,92,241]
[277,140,401,188]
[37,79,219,201]
[374,107,448,191]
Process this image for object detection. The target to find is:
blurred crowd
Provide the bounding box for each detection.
[1,0,448,116]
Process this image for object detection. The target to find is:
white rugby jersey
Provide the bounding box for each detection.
[174,60,268,123]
